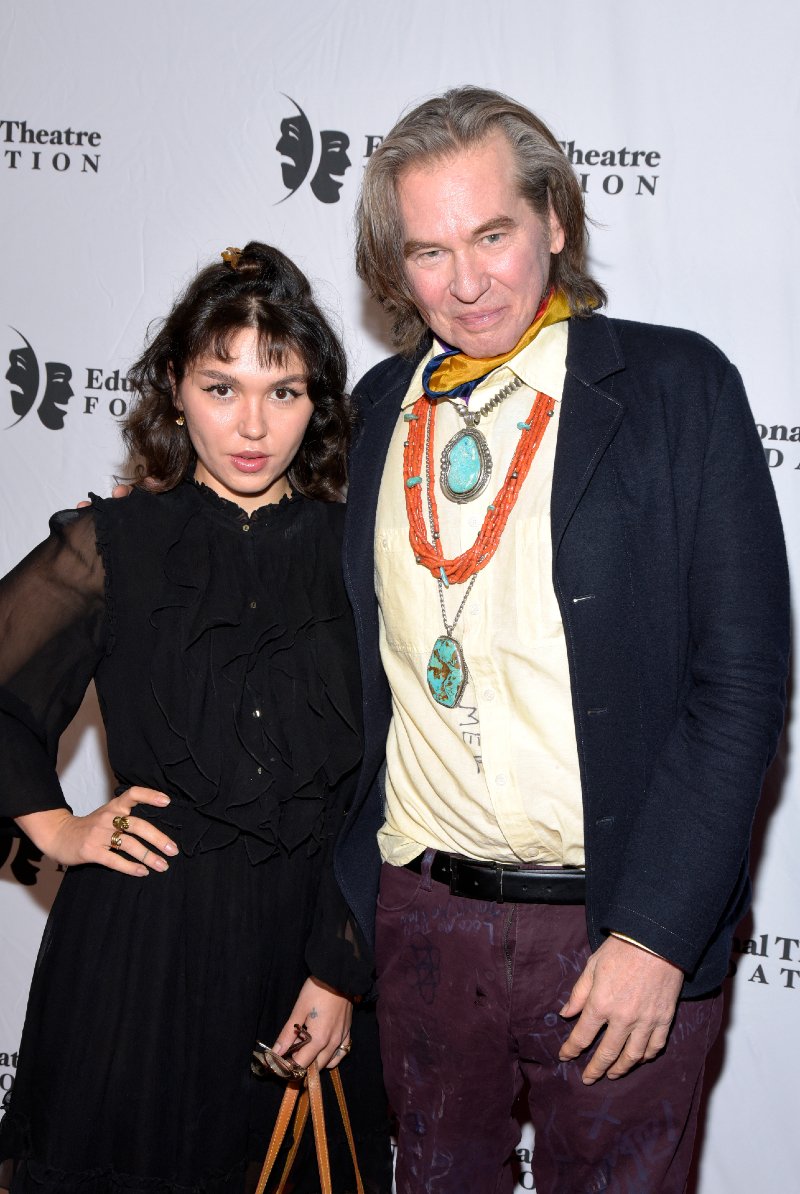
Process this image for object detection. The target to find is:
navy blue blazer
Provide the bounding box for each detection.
[335,313,789,998]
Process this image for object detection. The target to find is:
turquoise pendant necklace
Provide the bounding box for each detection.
[427,574,478,708]
[440,374,523,504]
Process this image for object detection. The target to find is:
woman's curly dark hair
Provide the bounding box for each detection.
[124,242,353,502]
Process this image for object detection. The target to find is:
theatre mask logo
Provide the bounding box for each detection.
[4,328,136,429]
[5,329,73,430]
[275,96,352,204]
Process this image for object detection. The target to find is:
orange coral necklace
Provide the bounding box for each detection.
[402,387,555,706]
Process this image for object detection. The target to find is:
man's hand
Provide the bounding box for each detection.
[77,483,132,509]
[558,934,684,1084]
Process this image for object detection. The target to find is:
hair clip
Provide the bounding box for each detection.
[221,246,242,269]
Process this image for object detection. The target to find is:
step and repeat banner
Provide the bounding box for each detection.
[1,2,797,1189]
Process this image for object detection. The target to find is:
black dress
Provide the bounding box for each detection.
[0,481,391,1193]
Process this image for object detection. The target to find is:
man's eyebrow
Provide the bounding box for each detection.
[472,215,517,237]
[403,238,439,258]
[403,215,518,258]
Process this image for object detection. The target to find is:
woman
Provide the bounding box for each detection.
[0,243,390,1192]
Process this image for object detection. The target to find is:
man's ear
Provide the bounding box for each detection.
[548,205,566,256]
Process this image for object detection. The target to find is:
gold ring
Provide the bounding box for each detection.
[112,815,130,832]
[335,1040,352,1056]
[110,830,124,850]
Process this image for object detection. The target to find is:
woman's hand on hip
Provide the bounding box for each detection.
[15,786,178,876]
[272,976,354,1071]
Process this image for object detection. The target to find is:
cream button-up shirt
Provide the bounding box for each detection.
[375,321,585,867]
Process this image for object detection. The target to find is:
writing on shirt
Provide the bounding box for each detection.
[459,705,483,774]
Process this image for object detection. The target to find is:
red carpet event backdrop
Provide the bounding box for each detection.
[0,3,797,1190]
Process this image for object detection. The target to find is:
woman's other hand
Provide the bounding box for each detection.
[15,786,178,877]
[272,976,354,1071]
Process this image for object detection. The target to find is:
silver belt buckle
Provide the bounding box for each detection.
[495,862,505,904]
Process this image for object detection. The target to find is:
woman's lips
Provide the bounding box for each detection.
[230,453,268,473]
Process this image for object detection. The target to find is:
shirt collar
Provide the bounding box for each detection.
[400,319,569,410]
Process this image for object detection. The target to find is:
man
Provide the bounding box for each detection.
[334,86,789,1192]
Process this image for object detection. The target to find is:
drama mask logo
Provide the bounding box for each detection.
[6,329,73,429]
[275,96,352,204]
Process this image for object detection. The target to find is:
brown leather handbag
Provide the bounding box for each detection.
[255,1060,364,1194]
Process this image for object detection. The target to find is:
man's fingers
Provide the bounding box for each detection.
[559,1009,607,1061]
[559,966,594,1019]
[643,1024,670,1060]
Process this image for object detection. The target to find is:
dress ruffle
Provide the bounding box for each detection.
[140,484,361,862]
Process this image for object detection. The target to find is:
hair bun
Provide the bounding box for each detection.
[231,241,311,303]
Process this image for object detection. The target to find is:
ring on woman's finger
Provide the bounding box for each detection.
[334,1040,352,1056]
[140,847,150,863]
[110,830,125,850]
[112,815,130,832]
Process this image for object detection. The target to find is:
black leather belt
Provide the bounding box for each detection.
[404,852,586,904]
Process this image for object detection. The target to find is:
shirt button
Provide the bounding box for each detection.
[249,600,257,609]
[495,773,507,787]
[252,708,261,719]
[242,524,250,533]
[483,688,495,701]
[257,766,262,774]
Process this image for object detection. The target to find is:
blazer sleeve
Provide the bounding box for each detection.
[603,361,790,973]
[0,507,108,821]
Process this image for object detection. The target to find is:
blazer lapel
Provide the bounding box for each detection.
[344,355,419,659]
[551,315,628,551]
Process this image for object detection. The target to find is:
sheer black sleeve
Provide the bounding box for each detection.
[0,508,108,820]
[305,775,376,998]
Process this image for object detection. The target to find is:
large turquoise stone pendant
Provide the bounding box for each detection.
[440,427,492,504]
[427,635,469,707]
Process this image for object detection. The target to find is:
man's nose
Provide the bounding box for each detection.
[449,251,490,303]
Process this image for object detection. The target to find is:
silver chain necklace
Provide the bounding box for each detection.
[439,375,524,504]
[423,402,477,708]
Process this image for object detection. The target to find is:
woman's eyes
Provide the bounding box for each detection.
[201,384,303,402]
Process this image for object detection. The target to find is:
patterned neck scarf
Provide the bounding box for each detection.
[421,288,572,400]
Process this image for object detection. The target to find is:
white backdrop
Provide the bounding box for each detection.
[1,2,797,1190]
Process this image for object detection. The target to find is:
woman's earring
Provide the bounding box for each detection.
[175,414,185,427]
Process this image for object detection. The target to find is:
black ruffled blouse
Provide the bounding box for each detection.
[0,480,369,994]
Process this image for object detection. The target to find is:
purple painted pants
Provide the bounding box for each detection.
[375,856,723,1194]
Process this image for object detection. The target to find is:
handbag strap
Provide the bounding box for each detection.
[307,1062,332,1191]
[254,1062,365,1194]
[255,1079,306,1194]
[330,1067,365,1194]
